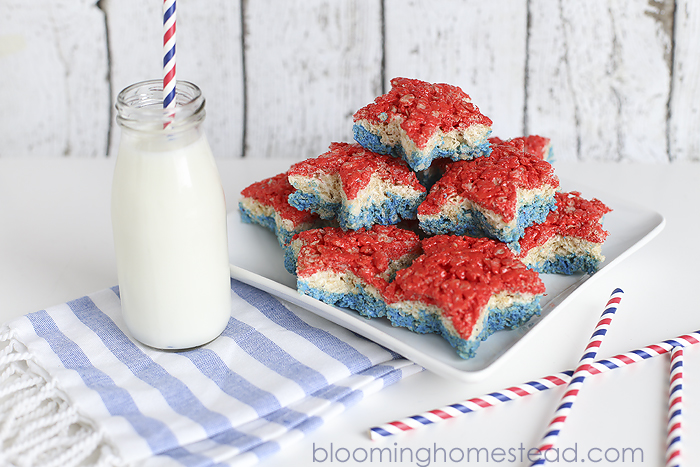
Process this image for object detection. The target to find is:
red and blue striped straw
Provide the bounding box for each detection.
[531,288,624,465]
[162,0,177,127]
[369,330,700,440]
[666,346,683,467]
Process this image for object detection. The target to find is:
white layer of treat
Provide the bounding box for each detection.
[418,185,557,231]
[356,117,491,159]
[388,290,537,341]
[300,269,385,301]
[239,196,306,233]
[289,173,424,217]
[520,234,605,266]
[349,174,424,216]
[288,171,342,203]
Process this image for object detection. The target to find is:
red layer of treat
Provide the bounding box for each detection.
[288,142,425,200]
[522,135,551,159]
[518,191,612,255]
[418,144,559,222]
[386,235,544,338]
[489,135,551,160]
[294,225,421,293]
[353,77,493,150]
[488,136,509,147]
[241,172,318,226]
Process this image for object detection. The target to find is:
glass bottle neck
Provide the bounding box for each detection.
[116,80,206,135]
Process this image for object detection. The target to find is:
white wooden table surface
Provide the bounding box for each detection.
[2,157,699,466]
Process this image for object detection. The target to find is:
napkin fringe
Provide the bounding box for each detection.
[0,327,122,467]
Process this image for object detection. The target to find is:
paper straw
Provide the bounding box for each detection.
[369,331,700,440]
[162,0,177,126]
[370,330,699,440]
[530,288,623,465]
[666,346,683,467]
[369,372,574,441]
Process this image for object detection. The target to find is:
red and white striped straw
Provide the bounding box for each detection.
[666,346,683,467]
[369,330,700,440]
[530,288,623,465]
[162,0,177,127]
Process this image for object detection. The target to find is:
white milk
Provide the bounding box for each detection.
[111,130,231,349]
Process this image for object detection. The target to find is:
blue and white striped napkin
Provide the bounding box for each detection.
[0,279,422,467]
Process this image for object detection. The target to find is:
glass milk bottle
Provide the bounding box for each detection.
[111,80,231,349]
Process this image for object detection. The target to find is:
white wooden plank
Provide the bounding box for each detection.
[170,0,244,160]
[670,0,700,162]
[527,0,671,163]
[612,0,672,163]
[384,0,527,140]
[1,0,698,164]
[243,0,383,160]
[104,0,244,159]
[0,0,109,157]
[101,0,160,159]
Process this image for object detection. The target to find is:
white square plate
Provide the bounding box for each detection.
[228,179,664,381]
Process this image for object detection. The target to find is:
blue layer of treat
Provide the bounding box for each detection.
[297,278,480,353]
[385,298,540,359]
[482,298,542,334]
[239,204,297,246]
[288,187,425,231]
[283,245,298,275]
[386,307,491,359]
[297,281,387,319]
[527,254,601,275]
[297,270,541,360]
[340,193,425,230]
[286,191,339,219]
[384,306,486,359]
[419,195,556,243]
[353,123,492,172]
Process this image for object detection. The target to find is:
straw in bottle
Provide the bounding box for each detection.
[162,0,177,126]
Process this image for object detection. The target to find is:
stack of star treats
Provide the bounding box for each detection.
[239,77,611,359]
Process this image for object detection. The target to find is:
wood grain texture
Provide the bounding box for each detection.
[0,0,109,157]
[670,0,700,162]
[384,0,527,140]
[101,0,161,158]
[527,0,672,163]
[103,0,244,159]
[243,0,383,160]
[1,0,699,163]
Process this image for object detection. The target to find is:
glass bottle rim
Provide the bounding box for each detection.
[115,80,205,131]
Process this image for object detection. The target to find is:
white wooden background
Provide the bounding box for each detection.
[1,0,698,163]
